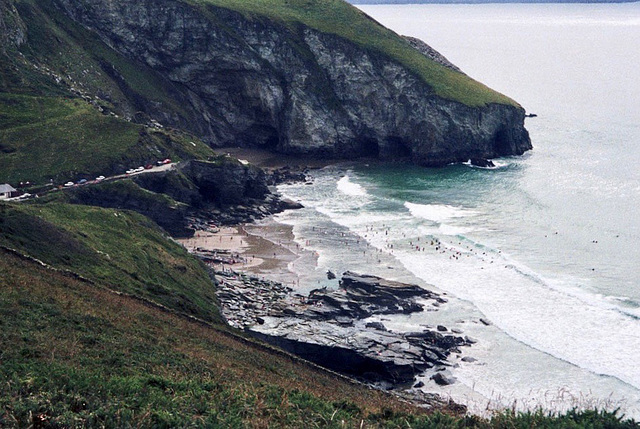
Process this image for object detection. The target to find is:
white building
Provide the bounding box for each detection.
[0,184,17,200]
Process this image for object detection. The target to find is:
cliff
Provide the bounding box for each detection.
[47,0,530,166]
[0,1,25,53]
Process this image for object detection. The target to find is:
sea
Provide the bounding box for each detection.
[262,2,640,417]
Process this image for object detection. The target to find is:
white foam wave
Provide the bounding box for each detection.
[337,175,367,197]
[438,224,474,235]
[277,167,640,391]
[332,215,640,389]
[315,207,406,228]
[405,202,477,222]
[393,248,640,390]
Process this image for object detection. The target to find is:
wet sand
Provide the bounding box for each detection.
[177,222,311,288]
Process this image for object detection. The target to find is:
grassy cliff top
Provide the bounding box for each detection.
[193,0,518,107]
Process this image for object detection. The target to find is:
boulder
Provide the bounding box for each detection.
[431,370,456,386]
[470,158,495,168]
[365,322,387,331]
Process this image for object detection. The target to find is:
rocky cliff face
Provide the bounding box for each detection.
[178,159,269,206]
[52,0,531,166]
[0,1,26,53]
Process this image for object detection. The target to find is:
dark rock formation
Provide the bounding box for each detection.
[177,159,269,207]
[431,370,456,386]
[212,270,472,386]
[51,0,531,166]
[265,167,309,186]
[470,158,495,168]
[251,321,431,385]
[68,158,304,236]
[302,271,443,320]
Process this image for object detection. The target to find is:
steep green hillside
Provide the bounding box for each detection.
[193,0,516,107]
[0,93,215,185]
[0,249,437,427]
[1,0,185,106]
[0,248,636,429]
[0,202,219,322]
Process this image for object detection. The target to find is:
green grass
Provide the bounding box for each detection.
[0,249,440,428]
[8,0,185,111]
[0,0,217,186]
[69,179,187,210]
[0,202,219,322]
[22,0,190,115]
[191,0,518,107]
[0,93,216,185]
[0,94,141,184]
[0,249,636,428]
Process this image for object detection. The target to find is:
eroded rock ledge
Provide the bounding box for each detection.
[214,270,473,386]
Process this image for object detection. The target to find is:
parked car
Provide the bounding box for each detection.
[160,158,171,165]
[64,182,74,187]
[77,179,87,185]
[145,164,153,170]
[95,175,106,181]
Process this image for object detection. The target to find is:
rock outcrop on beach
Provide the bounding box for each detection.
[214,270,472,385]
[302,271,444,321]
[48,0,531,166]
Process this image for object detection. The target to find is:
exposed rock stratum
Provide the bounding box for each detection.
[51,0,531,166]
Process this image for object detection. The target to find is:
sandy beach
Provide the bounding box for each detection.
[176,145,335,288]
[177,221,312,289]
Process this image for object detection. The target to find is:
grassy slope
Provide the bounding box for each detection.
[192,0,517,107]
[7,0,185,112]
[0,202,219,322]
[0,250,435,428]
[0,92,215,184]
[1,248,637,428]
[0,94,138,184]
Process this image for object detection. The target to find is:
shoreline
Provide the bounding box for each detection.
[178,213,474,398]
[177,220,310,290]
[175,149,472,397]
[177,147,640,419]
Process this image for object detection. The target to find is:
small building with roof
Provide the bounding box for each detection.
[0,184,17,200]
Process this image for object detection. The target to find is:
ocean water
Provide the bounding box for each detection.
[268,3,640,417]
